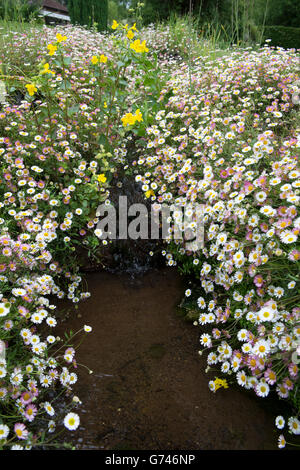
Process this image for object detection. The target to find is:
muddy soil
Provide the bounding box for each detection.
[55,267,280,450]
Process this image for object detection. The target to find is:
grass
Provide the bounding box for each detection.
[0,16,44,38]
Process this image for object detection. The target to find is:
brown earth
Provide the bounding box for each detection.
[57,268,278,450]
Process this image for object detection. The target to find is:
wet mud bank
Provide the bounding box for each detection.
[57,268,277,450]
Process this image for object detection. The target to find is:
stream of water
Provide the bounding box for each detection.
[57,267,278,450]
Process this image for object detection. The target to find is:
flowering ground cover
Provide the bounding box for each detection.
[132,43,300,447]
[0,19,299,449]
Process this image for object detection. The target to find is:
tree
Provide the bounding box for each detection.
[68,0,108,31]
[265,0,300,28]
[107,0,128,24]
[108,0,118,24]
[0,0,41,21]
[128,0,226,25]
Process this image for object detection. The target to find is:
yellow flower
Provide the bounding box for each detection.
[104,101,108,108]
[41,63,55,76]
[121,112,136,127]
[121,109,143,127]
[97,174,107,183]
[42,62,50,72]
[127,30,135,40]
[91,56,99,65]
[140,40,149,53]
[100,54,108,63]
[131,23,138,32]
[47,43,57,56]
[130,39,149,53]
[145,189,154,199]
[56,33,67,43]
[111,20,119,30]
[134,109,143,123]
[213,378,229,391]
[25,83,37,97]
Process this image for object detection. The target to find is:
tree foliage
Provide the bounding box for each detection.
[126,0,299,28]
[108,0,127,24]
[264,0,300,28]
[68,0,108,31]
[0,0,41,21]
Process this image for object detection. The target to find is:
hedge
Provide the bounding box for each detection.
[262,25,300,50]
[68,0,108,31]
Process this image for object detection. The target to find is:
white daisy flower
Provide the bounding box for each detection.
[275,416,285,430]
[63,412,80,431]
[288,417,300,435]
[0,424,9,439]
[256,381,270,397]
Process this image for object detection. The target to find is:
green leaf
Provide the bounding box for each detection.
[64,57,72,66]
[98,134,112,152]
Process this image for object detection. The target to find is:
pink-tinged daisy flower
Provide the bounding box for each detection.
[264,368,277,385]
[14,423,28,440]
[254,275,264,287]
[288,249,300,261]
[24,404,37,422]
[212,328,221,339]
[20,390,32,405]
[288,363,298,378]
[276,383,289,399]
[283,377,294,391]
[247,355,260,373]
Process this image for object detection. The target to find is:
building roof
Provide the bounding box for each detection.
[42,0,68,13]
